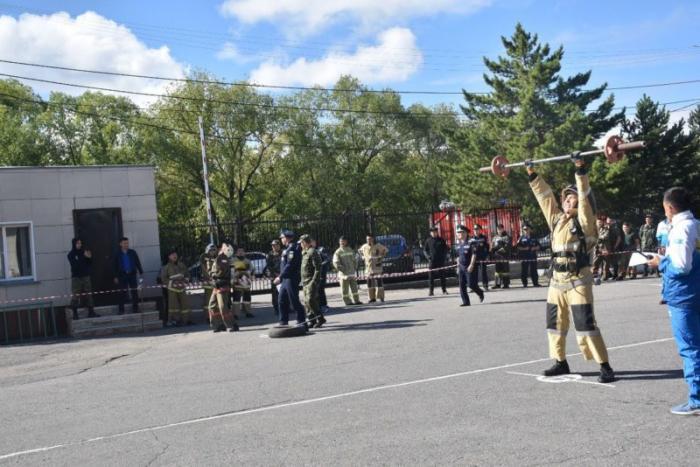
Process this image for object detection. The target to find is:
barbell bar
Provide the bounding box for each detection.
[478,135,646,178]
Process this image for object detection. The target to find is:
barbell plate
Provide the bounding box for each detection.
[604,135,625,163]
[491,155,511,178]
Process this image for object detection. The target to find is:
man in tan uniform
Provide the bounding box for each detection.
[526,156,615,383]
[333,236,362,306]
[160,250,191,326]
[359,234,389,303]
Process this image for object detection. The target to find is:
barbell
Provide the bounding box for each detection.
[479,135,646,178]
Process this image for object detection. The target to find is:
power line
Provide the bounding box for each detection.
[3,59,700,96]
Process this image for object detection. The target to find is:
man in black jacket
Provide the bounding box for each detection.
[471,224,490,290]
[113,237,143,314]
[67,238,99,319]
[424,226,449,296]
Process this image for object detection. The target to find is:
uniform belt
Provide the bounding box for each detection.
[549,276,592,290]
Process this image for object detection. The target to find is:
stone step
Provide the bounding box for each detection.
[71,311,161,331]
[75,301,157,317]
[72,320,163,339]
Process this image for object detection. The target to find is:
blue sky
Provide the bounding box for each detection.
[1,0,699,120]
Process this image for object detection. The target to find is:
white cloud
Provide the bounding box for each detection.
[216,42,260,64]
[220,0,491,35]
[0,11,186,105]
[248,27,422,87]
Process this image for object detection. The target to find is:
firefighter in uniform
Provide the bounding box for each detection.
[231,246,254,319]
[491,224,512,289]
[208,243,238,332]
[300,235,326,328]
[526,156,615,383]
[199,243,218,324]
[360,234,389,303]
[160,249,191,326]
[333,236,362,305]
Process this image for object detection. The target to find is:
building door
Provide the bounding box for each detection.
[73,208,123,307]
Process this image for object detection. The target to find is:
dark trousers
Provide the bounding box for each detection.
[477,260,489,288]
[118,273,139,313]
[319,276,328,307]
[429,264,447,293]
[459,267,484,305]
[271,279,279,314]
[520,260,539,286]
[278,279,306,324]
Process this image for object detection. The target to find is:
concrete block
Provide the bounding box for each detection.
[101,197,128,211]
[101,170,131,197]
[30,171,61,199]
[123,221,160,248]
[35,252,68,281]
[31,199,63,226]
[128,169,156,196]
[0,170,32,200]
[34,225,66,254]
[1,199,32,221]
[73,170,103,198]
[74,197,104,210]
[125,195,157,222]
[58,170,76,198]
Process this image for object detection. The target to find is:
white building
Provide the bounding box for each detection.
[0,165,162,310]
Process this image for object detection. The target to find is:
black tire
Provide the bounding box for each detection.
[268,325,308,338]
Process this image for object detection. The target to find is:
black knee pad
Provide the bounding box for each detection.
[546,303,558,329]
[571,304,596,331]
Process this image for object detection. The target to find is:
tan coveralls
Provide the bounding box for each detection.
[359,242,388,301]
[530,171,610,364]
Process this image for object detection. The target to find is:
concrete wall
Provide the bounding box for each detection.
[0,166,161,306]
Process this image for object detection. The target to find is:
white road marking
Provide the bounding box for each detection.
[0,336,673,461]
[506,371,617,388]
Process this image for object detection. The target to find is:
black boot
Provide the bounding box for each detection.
[314,315,327,328]
[598,362,615,383]
[71,307,79,320]
[543,360,570,377]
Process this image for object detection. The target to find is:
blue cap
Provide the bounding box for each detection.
[280,229,295,238]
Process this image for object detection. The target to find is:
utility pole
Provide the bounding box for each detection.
[198,116,215,245]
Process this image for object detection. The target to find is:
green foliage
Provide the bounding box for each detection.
[447,23,623,231]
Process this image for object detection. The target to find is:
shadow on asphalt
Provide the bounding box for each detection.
[578,369,684,381]
[482,298,547,306]
[314,319,432,332]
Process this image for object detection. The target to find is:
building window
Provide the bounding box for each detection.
[1,223,35,281]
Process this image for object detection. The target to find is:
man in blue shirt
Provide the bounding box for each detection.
[456,225,484,306]
[273,230,307,328]
[113,237,143,314]
[648,187,700,415]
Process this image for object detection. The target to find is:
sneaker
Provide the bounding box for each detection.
[459,303,469,307]
[543,360,570,377]
[670,403,700,416]
[598,362,615,383]
[479,294,485,303]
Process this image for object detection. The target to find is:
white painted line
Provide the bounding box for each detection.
[506,371,617,389]
[0,336,673,461]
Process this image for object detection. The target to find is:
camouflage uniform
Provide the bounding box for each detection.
[593,225,613,279]
[301,246,324,327]
[231,256,254,318]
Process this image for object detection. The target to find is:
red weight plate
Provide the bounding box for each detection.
[604,135,625,163]
[491,155,510,178]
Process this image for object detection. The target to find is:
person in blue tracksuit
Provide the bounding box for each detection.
[648,187,700,416]
[273,230,307,327]
[456,225,484,306]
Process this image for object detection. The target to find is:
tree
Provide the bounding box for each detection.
[0,79,46,166]
[446,23,623,230]
[589,96,700,220]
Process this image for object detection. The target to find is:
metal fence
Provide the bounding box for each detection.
[1,301,59,345]
[159,207,551,293]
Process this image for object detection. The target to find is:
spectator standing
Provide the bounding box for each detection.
[333,236,362,306]
[311,239,331,313]
[516,226,541,287]
[639,214,658,277]
[423,226,449,296]
[160,249,191,326]
[360,234,389,303]
[113,237,143,314]
[471,225,490,290]
[491,224,512,289]
[266,240,283,316]
[67,238,99,320]
[619,222,640,279]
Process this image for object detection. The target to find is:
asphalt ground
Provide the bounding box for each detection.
[1,277,698,466]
